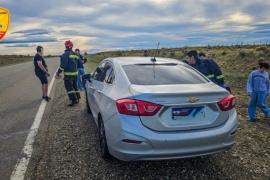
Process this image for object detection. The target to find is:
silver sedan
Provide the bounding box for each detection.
[82,57,238,161]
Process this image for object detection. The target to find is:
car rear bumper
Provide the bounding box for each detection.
[105,111,238,161]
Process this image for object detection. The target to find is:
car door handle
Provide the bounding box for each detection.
[90,86,94,89]
[97,90,102,93]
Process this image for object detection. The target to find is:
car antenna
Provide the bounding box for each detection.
[151,42,160,62]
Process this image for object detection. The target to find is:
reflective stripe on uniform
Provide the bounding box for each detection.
[64,71,78,76]
[216,74,224,79]
[67,90,76,94]
[59,67,64,70]
[207,74,214,78]
[69,54,79,59]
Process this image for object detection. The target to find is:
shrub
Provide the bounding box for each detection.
[170,52,175,58]
[161,52,167,57]
[258,57,264,62]
[210,53,216,58]
[239,51,247,58]
[255,46,268,51]
[115,51,123,56]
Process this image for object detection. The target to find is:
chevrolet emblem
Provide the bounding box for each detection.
[186,97,199,103]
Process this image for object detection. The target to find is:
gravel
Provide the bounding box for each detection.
[24,79,269,180]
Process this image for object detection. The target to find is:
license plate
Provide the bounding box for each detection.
[172,107,204,120]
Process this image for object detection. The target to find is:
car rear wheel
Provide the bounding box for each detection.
[98,117,109,159]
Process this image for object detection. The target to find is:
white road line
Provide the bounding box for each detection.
[10,76,56,180]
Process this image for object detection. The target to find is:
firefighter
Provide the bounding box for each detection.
[186,50,225,88]
[55,40,80,106]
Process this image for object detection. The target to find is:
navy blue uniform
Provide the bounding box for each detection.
[57,49,80,102]
[190,58,224,86]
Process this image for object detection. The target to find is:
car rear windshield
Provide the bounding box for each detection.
[122,63,209,85]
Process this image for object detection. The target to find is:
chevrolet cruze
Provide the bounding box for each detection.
[82,57,237,161]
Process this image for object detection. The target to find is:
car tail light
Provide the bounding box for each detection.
[217,95,236,111]
[116,99,139,115]
[116,99,161,116]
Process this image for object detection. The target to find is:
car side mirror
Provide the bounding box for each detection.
[82,74,92,88]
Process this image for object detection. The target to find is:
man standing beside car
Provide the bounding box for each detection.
[75,48,87,90]
[186,50,226,88]
[33,46,51,101]
[55,40,80,106]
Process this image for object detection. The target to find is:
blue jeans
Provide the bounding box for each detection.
[248,91,270,119]
[77,68,85,90]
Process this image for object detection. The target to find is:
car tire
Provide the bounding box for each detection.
[98,117,109,159]
[85,92,92,114]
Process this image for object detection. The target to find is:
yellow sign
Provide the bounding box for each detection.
[0,7,10,41]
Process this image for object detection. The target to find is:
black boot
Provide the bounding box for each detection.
[42,96,51,102]
[68,100,78,106]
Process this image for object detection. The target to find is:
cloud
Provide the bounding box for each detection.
[12,29,54,36]
[5,44,35,47]
[0,0,270,55]
[0,37,58,44]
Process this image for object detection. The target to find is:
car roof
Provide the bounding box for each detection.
[105,56,184,66]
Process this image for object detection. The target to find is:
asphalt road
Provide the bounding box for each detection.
[0,57,59,180]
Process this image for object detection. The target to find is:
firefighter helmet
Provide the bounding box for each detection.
[65,40,73,48]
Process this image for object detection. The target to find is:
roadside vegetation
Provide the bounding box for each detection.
[0,54,57,67]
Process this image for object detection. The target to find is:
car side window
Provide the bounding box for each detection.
[92,62,106,81]
[98,62,115,84]
[98,62,110,82]
[105,65,115,84]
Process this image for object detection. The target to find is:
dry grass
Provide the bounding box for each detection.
[0,55,33,66]
[0,55,58,67]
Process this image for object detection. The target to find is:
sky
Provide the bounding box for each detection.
[1,0,270,55]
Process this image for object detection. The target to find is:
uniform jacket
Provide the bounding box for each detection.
[57,49,79,76]
[190,57,224,86]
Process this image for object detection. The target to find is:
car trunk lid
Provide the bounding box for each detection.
[129,83,231,131]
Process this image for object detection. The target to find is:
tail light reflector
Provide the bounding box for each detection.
[121,139,142,144]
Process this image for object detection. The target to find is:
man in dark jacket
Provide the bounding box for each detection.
[186,50,225,88]
[55,40,80,106]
